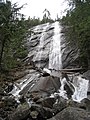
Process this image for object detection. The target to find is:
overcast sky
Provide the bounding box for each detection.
[10,0,68,19]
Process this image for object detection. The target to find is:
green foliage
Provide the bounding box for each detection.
[26,15,54,28]
[26,16,41,27]
[0,1,28,70]
[62,0,90,68]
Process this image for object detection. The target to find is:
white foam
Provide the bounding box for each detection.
[72,75,89,102]
[33,23,49,67]
[43,68,51,74]
[49,21,62,70]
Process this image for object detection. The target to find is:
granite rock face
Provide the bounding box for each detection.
[26,22,79,69]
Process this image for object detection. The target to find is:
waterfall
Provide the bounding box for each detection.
[33,23,49,68]
[49,21,62,70]
[72,75,89,102]
[10,22,89,104]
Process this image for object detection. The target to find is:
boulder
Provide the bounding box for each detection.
[36,97,56,108]
[81,98,90,111]
[30,110,39,119]
[9,103,30,120]
[53,96,67,114]
[31,103,53,119]
[83,70,90,80]
[47,107,89,120]
[29,76,61,95]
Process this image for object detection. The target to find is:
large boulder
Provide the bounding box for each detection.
[47,107,89,120]
[25,76,61,103]
[29,76,61,95]
[53,96,67,114]
[9,103,30,120]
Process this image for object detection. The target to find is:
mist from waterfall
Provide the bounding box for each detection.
[49,21,62,70]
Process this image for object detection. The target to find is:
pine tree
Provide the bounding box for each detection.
[0,1,28,71]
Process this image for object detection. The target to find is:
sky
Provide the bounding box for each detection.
[10,0,68,19]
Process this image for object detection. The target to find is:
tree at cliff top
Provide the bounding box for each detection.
[62,0,90,68]
[0,0,28,71]
[26,9,54,28]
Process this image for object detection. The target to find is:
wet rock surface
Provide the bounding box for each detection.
[47,107,90,120]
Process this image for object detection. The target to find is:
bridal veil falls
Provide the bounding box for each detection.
[10,21,89,104]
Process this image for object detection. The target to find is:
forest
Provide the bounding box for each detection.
[62,0,90,68]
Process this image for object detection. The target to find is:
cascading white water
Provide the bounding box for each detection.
[50,74,89,102]
[58,77,68,99]
[72,75,89,102]
[49,21,62,70]
[9,72,40,102]
[33,23,49,67]
[48,21,68,99]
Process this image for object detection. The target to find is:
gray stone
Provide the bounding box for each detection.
[0,87,5,95]
[31,103,53,119]
[83,70,90,80]
[0,117,4,120]
[81,98,90,111]
[53,96,67,113]
[29,76,61,95]
[9,103,30,120]
[36,97,56,108]
[30,111,39,119]
[47,107,89,120]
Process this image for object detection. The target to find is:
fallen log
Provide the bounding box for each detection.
[59,68,87,73]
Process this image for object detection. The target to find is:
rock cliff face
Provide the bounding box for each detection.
[26,22,79,69]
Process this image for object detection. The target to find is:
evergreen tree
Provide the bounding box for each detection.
[42,9,53,23]
[62,0,90,68]
[0,1,28,70]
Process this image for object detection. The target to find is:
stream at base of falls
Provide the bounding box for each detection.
[10,69,89,103]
